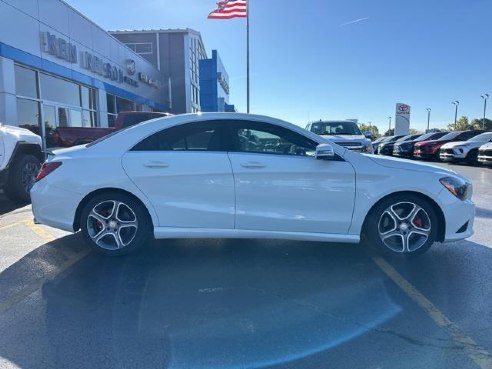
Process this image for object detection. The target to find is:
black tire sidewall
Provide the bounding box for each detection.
[364,194,439,258]
[80,192,152,256]
[4,154,41,203]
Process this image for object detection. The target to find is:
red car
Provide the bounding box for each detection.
[413,130,483,160]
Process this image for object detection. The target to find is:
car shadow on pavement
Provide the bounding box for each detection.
[0,194,29,216]
[475,206,492,219]
[0,236,491,369]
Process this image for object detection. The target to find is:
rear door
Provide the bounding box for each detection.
[122,120,235,229]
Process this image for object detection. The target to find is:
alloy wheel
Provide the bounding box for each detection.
[86,200,138,250]
[377,201,432,253]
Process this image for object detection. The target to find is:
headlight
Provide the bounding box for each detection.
[362,142,374,154]
[439,176,472,200]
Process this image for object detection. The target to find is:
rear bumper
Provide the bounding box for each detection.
[30,181,82,232]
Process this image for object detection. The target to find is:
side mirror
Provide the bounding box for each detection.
[364,131,373,140]
[315,143,335,160]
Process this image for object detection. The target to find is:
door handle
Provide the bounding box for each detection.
[240,161,266,168]
[144,161,169,168]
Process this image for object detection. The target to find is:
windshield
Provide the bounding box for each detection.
[311,122,362,136]
[396,135,415,142]
[416,132,445,141]
[468,132,492,142]
[438,131,462,141]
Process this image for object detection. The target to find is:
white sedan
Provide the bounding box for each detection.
[31,113,475,257]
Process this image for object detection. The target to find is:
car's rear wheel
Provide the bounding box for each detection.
[80,193,152,256]
[364,194,439,257]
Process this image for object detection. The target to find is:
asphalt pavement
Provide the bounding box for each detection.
[0,162,491,369]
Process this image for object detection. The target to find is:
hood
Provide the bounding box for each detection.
[479,143,492,150]
[414,139,440,148]
[368,154,459,176]
[320,134,368,143]
[441,140,486,149]
[0,124,41,145]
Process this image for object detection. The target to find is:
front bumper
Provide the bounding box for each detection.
[478,153,492,165]
[440,149,467,161]
[438,189,475,242]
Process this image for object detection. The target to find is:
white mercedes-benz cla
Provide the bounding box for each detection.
[31,113,475,257]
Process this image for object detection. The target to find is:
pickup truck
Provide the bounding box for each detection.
[0,124,43,203]
[52,111,171,147]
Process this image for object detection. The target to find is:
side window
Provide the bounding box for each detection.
[230,121,317,156]
[132,121,223,151]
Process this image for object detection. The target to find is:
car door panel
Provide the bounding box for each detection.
[228,152,356,234]
[122,151,235,229]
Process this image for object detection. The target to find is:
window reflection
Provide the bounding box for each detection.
[15,65,38,99]
[40,73,80,106]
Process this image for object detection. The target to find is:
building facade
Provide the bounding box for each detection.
[199,50,235,113]
[0,0,167,148]
[112,29,216,114]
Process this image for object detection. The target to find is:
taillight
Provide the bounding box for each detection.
[35,162,62,182]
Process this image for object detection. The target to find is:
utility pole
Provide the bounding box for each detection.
[452,101,459,130]
[482,94,489,130]
[388,116,392,133]
[426,108,431,132]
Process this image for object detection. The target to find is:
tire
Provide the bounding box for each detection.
[363,194,439,258]
[465,149,479,166]
[4,154,41,203]
[80,192,152,256]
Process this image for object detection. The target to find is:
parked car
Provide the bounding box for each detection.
[31,113,474,258]
[371,136,387,152]
[440,132,492,165]
[414,130,484,160]
[378,134,421,156]
[376,135,405,154]
[306,120,373,153]
[0,124,43,203]
[478,143,492,165]
[393,132,447,158]
[52,111,171,147]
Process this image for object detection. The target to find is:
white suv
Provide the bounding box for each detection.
[440,132,492,165]
[306,120,373,153]
[0,124,43,203]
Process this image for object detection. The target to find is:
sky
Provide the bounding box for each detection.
[65,0,492,132]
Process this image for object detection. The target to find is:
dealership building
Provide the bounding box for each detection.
[0,0,235,149]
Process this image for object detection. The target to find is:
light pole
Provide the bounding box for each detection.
[426,108,431,132]
[388,116,392,133]
[481,94,489,130]
[452,101,459,130]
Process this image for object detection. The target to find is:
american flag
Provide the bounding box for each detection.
[208,0,247,19]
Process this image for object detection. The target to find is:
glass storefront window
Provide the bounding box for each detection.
[116,97,135,112]
[108,114,117,127]
[16,98,40,134]
[40,73,80,106]
[15,66,38,99]
[70,109,83,127]
[107,94,116,114]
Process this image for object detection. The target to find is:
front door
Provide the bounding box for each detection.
[226,121,356,234]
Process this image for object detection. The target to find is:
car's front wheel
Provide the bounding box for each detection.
[80,193,152,256]
[364,194,439,257]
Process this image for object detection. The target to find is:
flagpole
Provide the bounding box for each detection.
[246,0,250,113]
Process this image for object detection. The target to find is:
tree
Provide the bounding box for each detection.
[470,118,492,130]
[384,128,394,136]
[359,123,380,139]
[447,116,470,131]
[409,128,422,135]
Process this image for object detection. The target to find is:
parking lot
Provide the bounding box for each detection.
[0,162,491,369]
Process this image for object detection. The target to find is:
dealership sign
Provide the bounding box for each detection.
[39,32,161,89]
[40,32,77,63]
[395,103,411,136]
